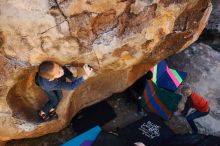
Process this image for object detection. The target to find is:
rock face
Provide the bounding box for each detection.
[198,0,220,52]
[207,0,220,32]
[0,0,211,141]
[167,43,220,136]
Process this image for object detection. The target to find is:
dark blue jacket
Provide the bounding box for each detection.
[36,66,84,91]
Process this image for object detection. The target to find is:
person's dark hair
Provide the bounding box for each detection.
[145,71,153,80]
[181,86,192,95]
[38,61,55,79]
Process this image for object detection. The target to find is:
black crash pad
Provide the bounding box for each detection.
[165,134,220,146]
[71,101,116,134]
[92,131,132,146]
[118,113,174,146]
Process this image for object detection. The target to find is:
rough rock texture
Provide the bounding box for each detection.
[0,0,211,141]
[198,0,220,52]
[207,0,220,31]
[167,43,220,136]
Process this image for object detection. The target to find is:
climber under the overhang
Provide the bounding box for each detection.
[35,61,94,121]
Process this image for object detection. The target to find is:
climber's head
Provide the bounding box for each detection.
[38,61,64,81]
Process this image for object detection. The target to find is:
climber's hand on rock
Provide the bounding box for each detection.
[83,64,94,77]
[65,65,77,77]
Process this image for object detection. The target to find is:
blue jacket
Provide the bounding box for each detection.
[36,66,84,91]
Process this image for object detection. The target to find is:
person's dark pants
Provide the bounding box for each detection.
[137,96,143,113]
[125,88,143,113]
[42,90,63,115]
[186,109,209,134]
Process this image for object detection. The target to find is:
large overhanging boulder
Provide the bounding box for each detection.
[0,0,212,141]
